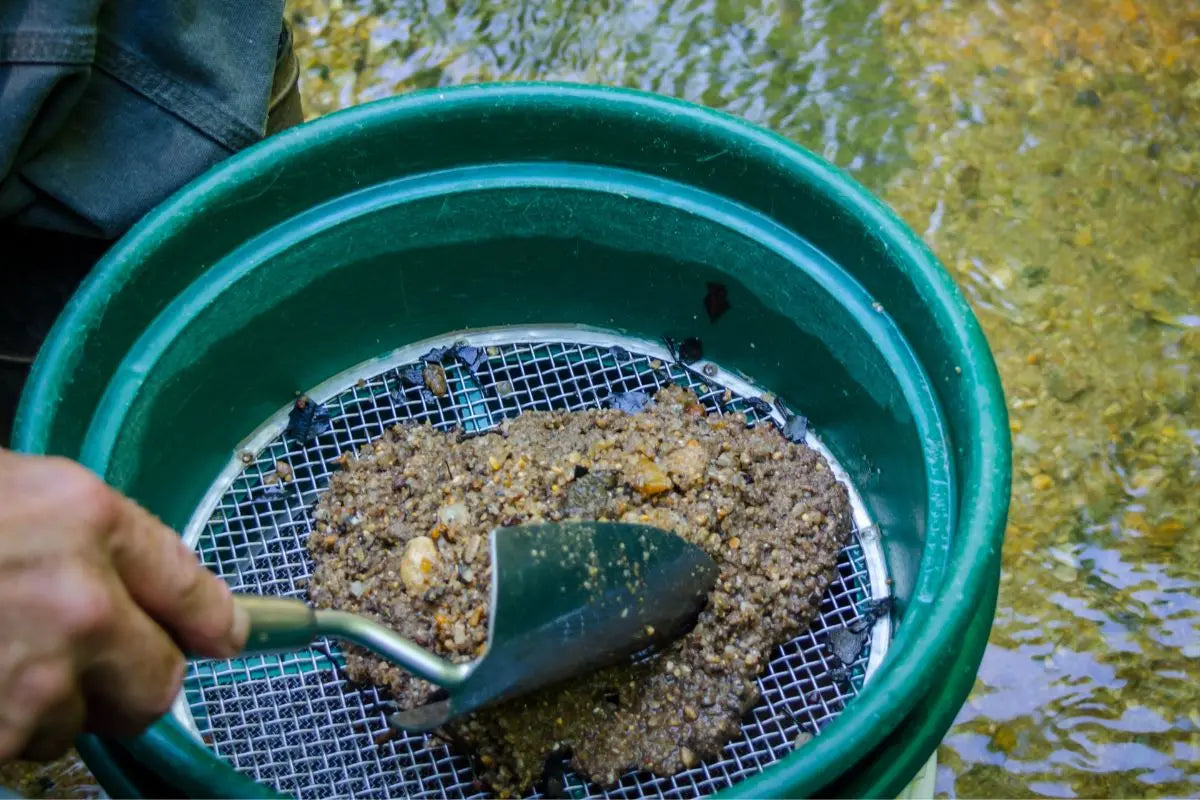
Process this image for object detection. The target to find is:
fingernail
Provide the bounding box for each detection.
[231,602,251,651]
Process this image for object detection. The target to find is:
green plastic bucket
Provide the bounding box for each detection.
[14,83,1008,798]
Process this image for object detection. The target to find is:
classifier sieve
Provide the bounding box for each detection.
[172,330,894,799]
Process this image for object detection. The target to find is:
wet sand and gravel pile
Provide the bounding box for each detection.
[307,384,852,793]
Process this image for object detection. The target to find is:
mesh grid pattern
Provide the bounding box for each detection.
[185,340,880,798]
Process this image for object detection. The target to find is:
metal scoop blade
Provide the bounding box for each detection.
[231,521,718,730]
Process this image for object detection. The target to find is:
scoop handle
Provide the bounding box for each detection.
[234,594,319,652]
[230,594,471,690]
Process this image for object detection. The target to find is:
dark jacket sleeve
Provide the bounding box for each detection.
[0,0,285,238]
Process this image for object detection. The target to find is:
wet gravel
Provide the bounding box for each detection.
[307,385,852,793]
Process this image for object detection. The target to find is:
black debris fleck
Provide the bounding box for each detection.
[704,281,731,322]
[678,337,703,364]
[848,595,894,634]
[390,363,425,391]
[782,414,809,443]
[603,390,653,414]
[744,396,774,417]
[453,345,486,374]
[412,343,489,379]
[286,396,331,443]
[402,364,425,385]
[573,464,589,479]
[456,428,505,443]
[825,626,868,667]
[821,597,892,690]
[663,335,703,365]
[420,346,453,364]
[864,594,893,618]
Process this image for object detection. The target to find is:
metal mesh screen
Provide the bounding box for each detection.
[183,339,883,799]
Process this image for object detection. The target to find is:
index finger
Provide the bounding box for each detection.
[105,496,248,658]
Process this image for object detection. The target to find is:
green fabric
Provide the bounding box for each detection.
[0,0,285,238]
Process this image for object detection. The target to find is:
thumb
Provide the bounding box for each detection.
[104,494,249,658]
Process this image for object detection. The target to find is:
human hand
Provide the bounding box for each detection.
[0,449,247,761]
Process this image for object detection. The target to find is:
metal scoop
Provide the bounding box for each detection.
[231,521,718,731]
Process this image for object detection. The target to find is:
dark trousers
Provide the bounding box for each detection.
[0,227,108,446]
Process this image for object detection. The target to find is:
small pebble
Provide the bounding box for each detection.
[439,501,470,528]
[628,457,672,496]
[400,536,440,594]
[423,363,448,397]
